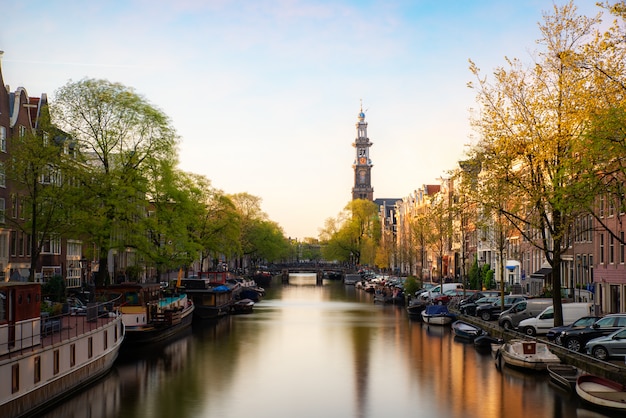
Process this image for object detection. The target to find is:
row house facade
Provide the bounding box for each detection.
[394,184,445,280]
[0,52,89,289]
[391,163,626,314]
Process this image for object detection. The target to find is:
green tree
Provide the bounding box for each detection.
[140,161,204,281]
[51,79,178,286]
[229,192,289,269]
[190,176,240,272]
[6,107,79,282]
[320,199,380,266]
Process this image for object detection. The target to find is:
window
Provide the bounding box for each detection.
[18,231,24,257]
[610,234,615,264]
[104,330,108,350]
[0,198,5,223]
[88,337,93,358]
[9,230,16,257]
[12,364,19,393]
[0,163,5,187]
[11,194,17,218]
[599,195,605,218]
[34,356,41,383]
[621,232,625,264]
[67,241,82,257]
[609,198,615,217]
[70,344,76,367]
[41,236,61,255]
[0,126,5,152]
[600,234,605,264]
[53,350,59,374]
[19,125,26,137]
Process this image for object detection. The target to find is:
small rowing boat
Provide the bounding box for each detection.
[576,374,626,412]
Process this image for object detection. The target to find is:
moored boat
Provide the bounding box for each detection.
[473,334,504,354]
[421,304,455,325]
[96,282,194,347]
[452,320,486,341]
[547,363,580,392]
[495,340,561,371]
[0,282,124,418]
[576,374,626,412]
[407,299,429,318]
[180,272,236,320]
[231,298,255,314]
[251,270,274,287]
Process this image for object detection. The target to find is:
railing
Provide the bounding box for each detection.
[1,296,122,359]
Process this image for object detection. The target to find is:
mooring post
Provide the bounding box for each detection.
[281,269,289,283]
[316,270,323,285]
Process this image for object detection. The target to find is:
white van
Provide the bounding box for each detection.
[419,283,464,300]
[518,302,593,336]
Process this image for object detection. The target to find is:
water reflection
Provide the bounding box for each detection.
[41,274,623,418]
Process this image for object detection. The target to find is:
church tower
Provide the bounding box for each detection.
[352,104,374,200]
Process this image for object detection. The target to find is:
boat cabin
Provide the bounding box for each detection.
[0,283,42,354]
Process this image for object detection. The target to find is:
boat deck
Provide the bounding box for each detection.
[1,313,119,361]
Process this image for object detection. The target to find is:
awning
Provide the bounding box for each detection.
[530,267,552,279]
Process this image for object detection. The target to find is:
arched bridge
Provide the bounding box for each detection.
[272,263,352,284]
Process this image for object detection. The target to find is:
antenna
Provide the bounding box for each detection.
[359,99,369,114]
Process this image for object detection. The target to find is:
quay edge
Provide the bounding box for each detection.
[456,313,626,385]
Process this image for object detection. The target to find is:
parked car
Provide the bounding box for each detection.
[418,283,464,301]
[458,290,500,306]
[546,315,602,344]
[498,298,553,330]
[518,303,595,336]
[585,327,626,360]
[560,313,626,352]
[459,296,499,316]
[476,295,527,321]
[432,289,477,305]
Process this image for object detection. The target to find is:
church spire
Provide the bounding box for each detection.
[351,102,374,201]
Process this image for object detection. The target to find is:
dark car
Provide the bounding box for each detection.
[458,290,500,306]
[475,295,527,321]
[559,313,626,352]
[545,315,602,345]
[459,296,499,316]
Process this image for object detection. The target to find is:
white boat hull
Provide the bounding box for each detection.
[421,313,453,325]
[496,340,561,371]
[1,315,124,418]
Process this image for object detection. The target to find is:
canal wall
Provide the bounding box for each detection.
[458,313,626,385]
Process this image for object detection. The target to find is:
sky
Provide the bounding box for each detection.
[0,1,604,239]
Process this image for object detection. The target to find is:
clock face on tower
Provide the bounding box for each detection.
[359,157,366,165]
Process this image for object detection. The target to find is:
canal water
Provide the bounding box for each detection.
[41,273,620,418]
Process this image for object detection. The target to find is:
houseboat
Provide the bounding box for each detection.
[96,282,194,347]
[180,272,236,320]
[0,282,124,418]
